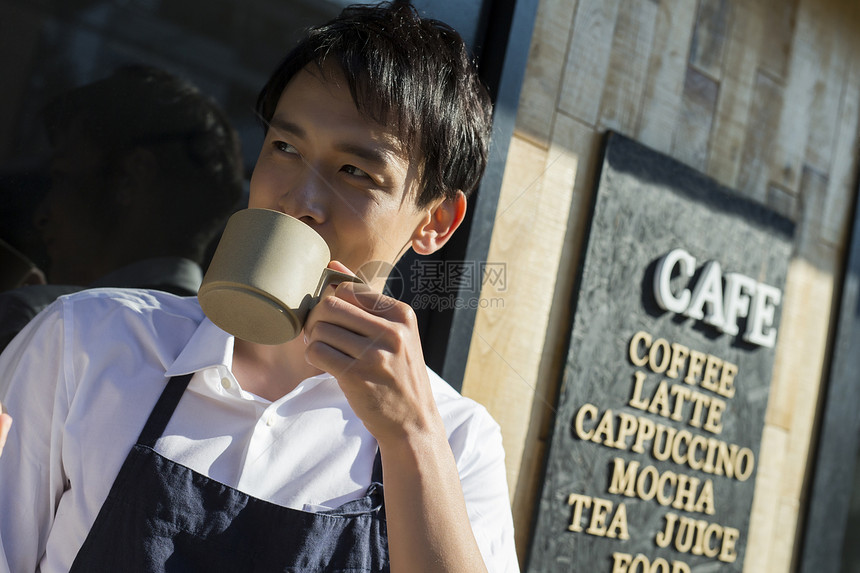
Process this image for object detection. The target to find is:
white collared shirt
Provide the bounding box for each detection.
[0,288,519,572]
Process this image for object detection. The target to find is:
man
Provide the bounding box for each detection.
[0,65,244,351]
[0,3,517,572]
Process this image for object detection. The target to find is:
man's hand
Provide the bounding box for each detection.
[303,261,443,444]
[0,402,12,458]
[302,261,488,573]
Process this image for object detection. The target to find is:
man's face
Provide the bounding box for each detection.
[248,63,428,289]
[35,121,116,284]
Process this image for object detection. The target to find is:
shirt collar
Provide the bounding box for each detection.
[164,309,337,399]
[165,314,234,378]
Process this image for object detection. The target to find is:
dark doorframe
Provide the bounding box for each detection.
[403,0,540,390]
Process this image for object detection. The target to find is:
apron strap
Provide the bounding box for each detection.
[136,373,194,448]
[371,447,383,484]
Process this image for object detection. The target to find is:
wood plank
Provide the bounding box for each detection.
[769,499,802,571]
[515,0,579,147]
[460,117,598,553]
[531,114,601,443]
[756,255,837,544]
[780,258,835,498]
[672,66,718,172]
[634,0,697,156]
[557,0,621,126]
[758,0,799,80]
[768,0,830,192]
[759,255,837,573]
[803,13,849,177]
[795,165,831,260]
[737,71,784,203]
[765,167,830,433]
[596,0,658,134]
[706,0,765,188]
[744,424,789,571]
[769,253,839,572]
[461,130,572,498]
[511,115,600,564]
[688,0,732,80]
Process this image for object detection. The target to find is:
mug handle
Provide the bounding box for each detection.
[314,268,364,297]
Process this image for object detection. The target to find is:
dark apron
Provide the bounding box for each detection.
[70,373,390,572]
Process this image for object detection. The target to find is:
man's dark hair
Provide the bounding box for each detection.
[256,1,493,207]
[42,65,244,265]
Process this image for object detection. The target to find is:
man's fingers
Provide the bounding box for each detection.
[307,320,376,361]
[331,280,407,320]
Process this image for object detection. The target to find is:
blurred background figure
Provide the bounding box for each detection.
[0,65,245,351]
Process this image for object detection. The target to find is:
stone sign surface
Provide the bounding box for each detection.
[527,133,794,573]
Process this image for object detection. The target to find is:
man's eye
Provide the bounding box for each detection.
[273,141,299,155]
[342,164,369,178]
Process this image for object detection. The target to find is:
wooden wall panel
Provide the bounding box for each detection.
[737,71,784,203]
[706,0,765,188]
[757,0,798,80]
[672,66,718,171]
[764,169,830,431]
[758,253,838,571]
[461,123,582,498]
[803,27,849,179]
[634,0,697,155]
[557,0,621,125]
[515,0,578,146]
[596,0,657,133]
[461,135,551,495]
[745,424,790,572]
[769,0,834,193]
[510,115,600,560]
[689,0,732,80]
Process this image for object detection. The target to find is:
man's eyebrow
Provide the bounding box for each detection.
[268,116,303,137]
[269,114,394,167]
[334,142,391,167]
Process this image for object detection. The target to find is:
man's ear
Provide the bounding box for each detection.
[411,191,467,255]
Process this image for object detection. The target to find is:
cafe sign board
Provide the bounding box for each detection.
[527,133,794,572]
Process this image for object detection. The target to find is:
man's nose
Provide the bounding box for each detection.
[277,165,327,224]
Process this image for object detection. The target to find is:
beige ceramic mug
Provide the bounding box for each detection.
[198,208,361,344]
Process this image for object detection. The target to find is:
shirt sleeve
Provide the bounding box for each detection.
[0,300,72,572]
[450,404,521,573]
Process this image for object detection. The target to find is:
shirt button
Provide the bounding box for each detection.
[265,414,274,427]
[221,377,231,390]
